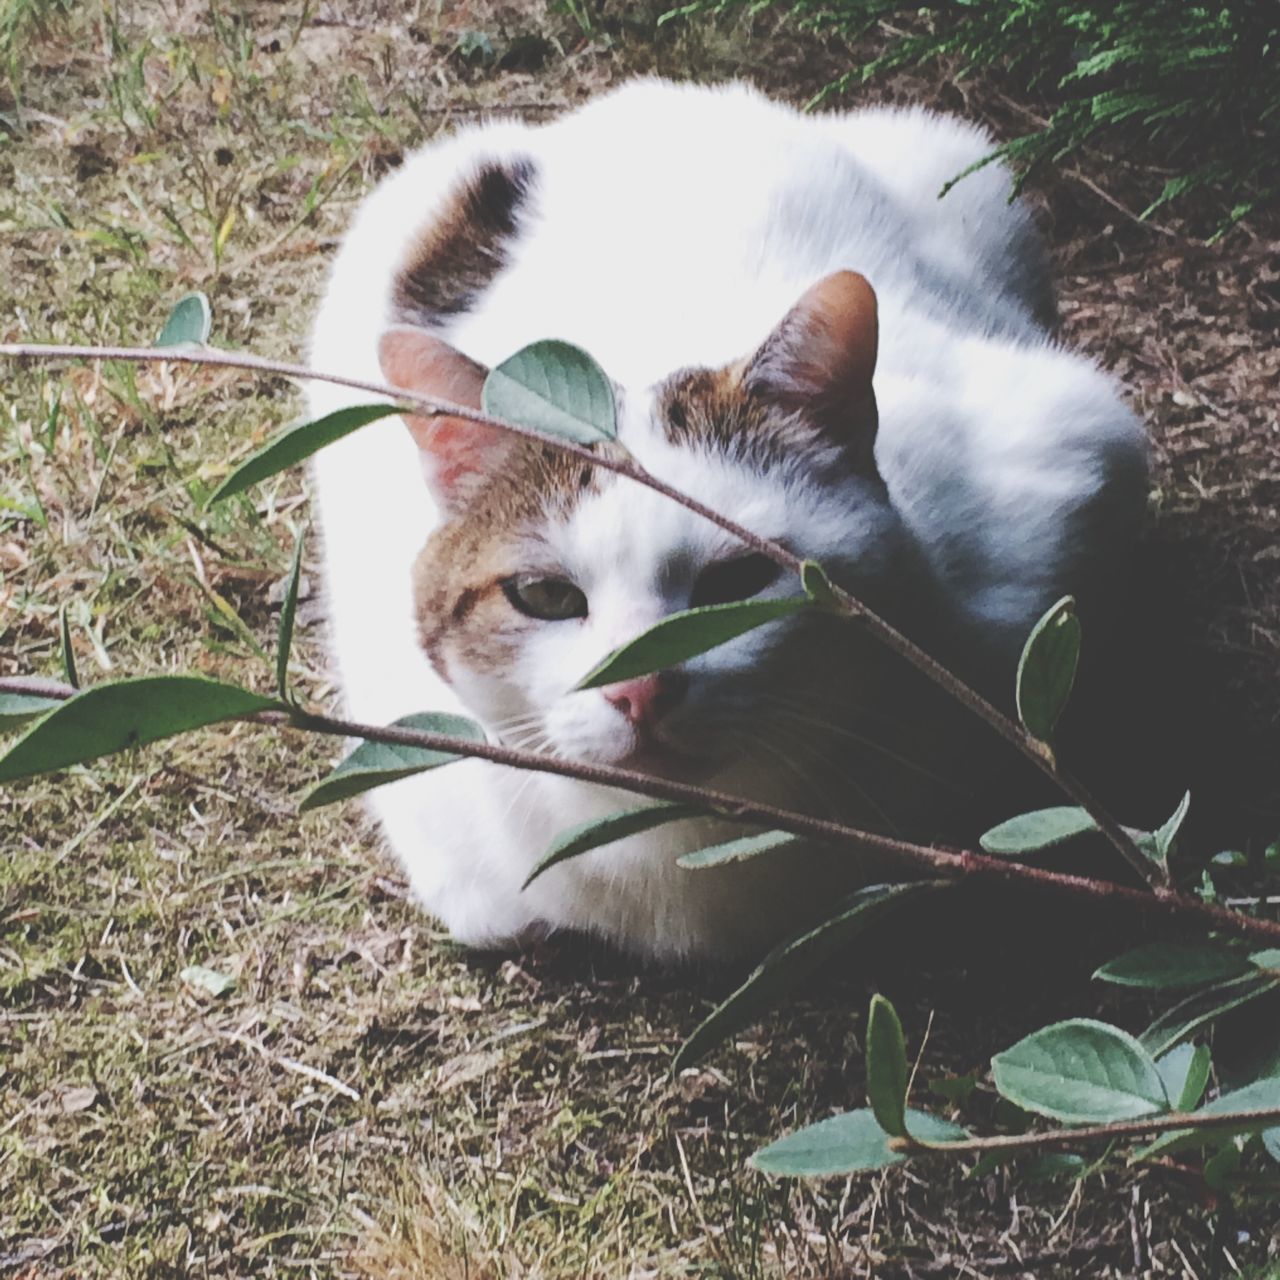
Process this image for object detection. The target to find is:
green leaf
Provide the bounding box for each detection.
[1203,1144,1242,1191]
[980,806,1095,855]
[800,559,839,608]
[750,1107,967,1177]
[1140,973,1279,1058]
[1015,595,1080,743]
[673,882,940,1072]
[1024,1153,1087,1184]
[0,690,62,729]
[299,712,485,811]
[1093,943,1252,990]
[1157,1042,1212,1113]
[928,1074,978,1106]
[866,994,909,1138]
[1153,790,1191,863]
[0,677,279,783]
[576,598,808,690]
[276,530,305,700]
[180,964,235,997]
[1250,949,1280,974]
[481,340,616,444]
[524,802,703,889]
[677,830,802,869]
[156,291,211,347]
[1264,1127,1280,1165]
[58,606,79,689]
[991,1018,1168,1123]
[209,404,401,505]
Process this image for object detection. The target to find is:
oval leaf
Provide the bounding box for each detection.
[524,802,704,889]
[0,677,279,783]
[299,712,485,811]
[980,806,1096,855]
[800,559,839,608]
[1250,949,1280,974]
[209,404,401,505]
[156,292,211,347]
[1157,1042,1212,1113]
[866,994,909,1138]
[482,340,616,444]
[1139,973,1279,1058]
[1015,595,1080,742]
[751,1107,967,1178]
[992,1018,1168,1123]
[1264,1127,1280,1165]
[276,530,305,700]
[180,964,236,998]
[1094,943,1252,990]
[1153,790,1191,863]
[673,882,941,1072]
[576,598,807,690]
[677,830,802,869]
[0,689,62,729]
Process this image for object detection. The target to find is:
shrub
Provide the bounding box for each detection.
[666,0,1280,233]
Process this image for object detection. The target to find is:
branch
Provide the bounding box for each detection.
[3,675,1278,945]
[0,340,1158,887]
[892,1106,1280,1157]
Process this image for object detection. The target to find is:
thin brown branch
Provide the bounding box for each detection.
[0,340,1159,886]
[892,1105,1280,1157]
[3,676,1277,945]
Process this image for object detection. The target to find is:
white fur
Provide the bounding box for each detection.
[308,80,1146,962]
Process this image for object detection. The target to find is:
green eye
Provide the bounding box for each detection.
[502,575,588,621]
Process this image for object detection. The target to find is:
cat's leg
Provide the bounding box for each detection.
[828,107,1056,329]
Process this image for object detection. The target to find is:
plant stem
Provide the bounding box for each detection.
[3,675,1277,944]
[0,340,1158,887]
[891,1105,1280,1158]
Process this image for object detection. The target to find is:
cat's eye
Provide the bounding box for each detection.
[502,574,589,621]
[690,553,782,608]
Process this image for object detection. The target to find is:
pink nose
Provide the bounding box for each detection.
[603,672,686,730]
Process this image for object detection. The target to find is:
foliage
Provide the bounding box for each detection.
[664,0,1280,233]
[5,301,1280,1221]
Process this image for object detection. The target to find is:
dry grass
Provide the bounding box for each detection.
[2,2,1279,1277]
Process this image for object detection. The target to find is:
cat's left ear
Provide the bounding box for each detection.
[378,325,511,510]
[741,270,880,474]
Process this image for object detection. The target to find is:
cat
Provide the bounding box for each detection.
[307,78,1146,963]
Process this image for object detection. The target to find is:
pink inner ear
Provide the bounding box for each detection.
[377,326,508,504]
[797,270,879,396]
[741,270,881,474]
[759,270,879,405]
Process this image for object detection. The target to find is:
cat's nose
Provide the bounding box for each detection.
[603,671,687,731]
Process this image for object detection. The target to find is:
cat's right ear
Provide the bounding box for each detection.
[742,270,880,477]
[378,326,511,509]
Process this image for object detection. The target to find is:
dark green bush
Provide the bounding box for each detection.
[666,0,1279,234]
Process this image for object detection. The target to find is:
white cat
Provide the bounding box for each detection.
[308,79,1146,962]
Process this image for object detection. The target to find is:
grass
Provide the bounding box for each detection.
[3,1,1280,1276]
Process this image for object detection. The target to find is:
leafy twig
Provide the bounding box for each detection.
[895,1106,1280,1157]
[3,675,1277,945]
[0,340,1158,886]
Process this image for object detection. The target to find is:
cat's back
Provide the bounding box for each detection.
[313,80,1046,395]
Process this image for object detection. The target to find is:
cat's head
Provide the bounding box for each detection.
[380,271,906,780]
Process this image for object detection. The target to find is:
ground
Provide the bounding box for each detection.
[2,2,1279,1276]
